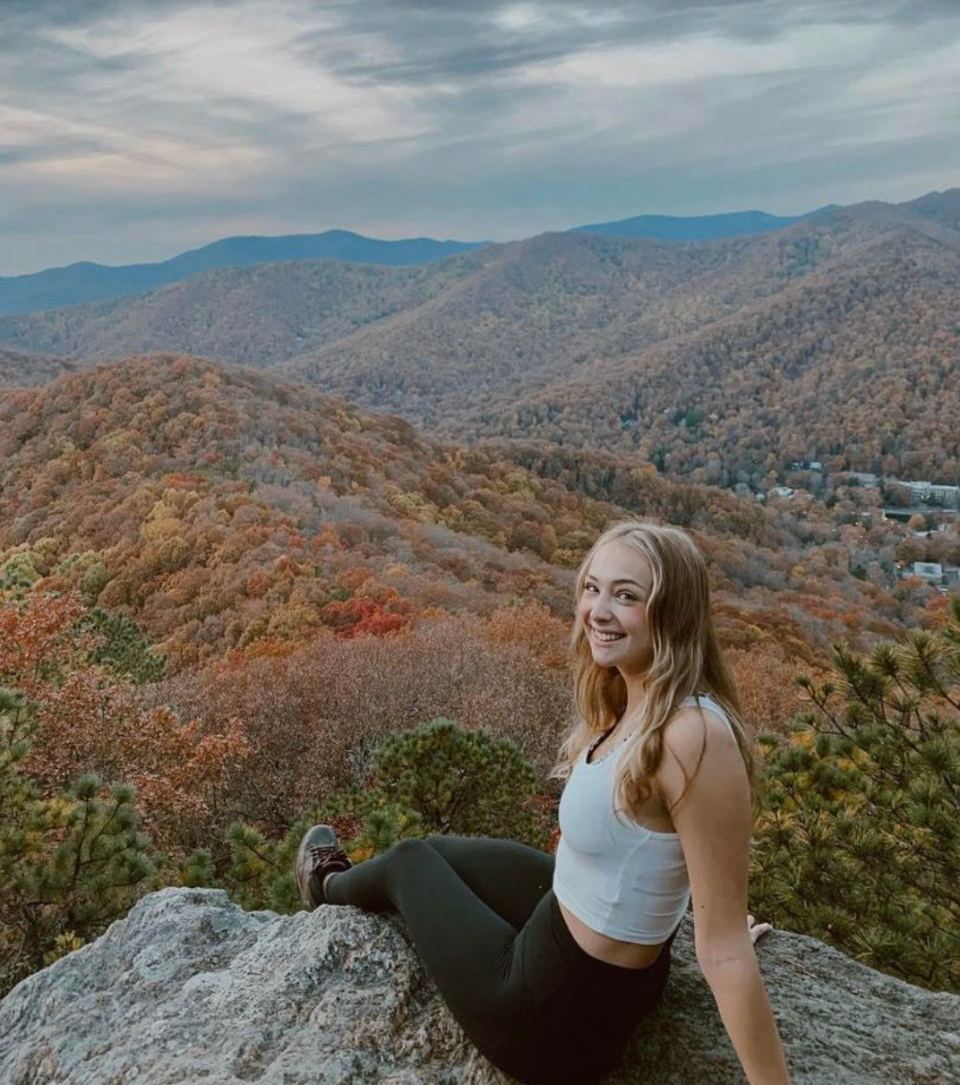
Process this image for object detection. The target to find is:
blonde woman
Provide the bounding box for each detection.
[296,521,792,1085]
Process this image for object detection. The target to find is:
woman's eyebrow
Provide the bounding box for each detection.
[585,575,648,590]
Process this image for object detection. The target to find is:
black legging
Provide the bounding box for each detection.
[325,835,675,1085]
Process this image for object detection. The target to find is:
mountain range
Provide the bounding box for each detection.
[2,189,958,488]
[0,231,486,318]
[1,204,839,318]
[569,206,835,240]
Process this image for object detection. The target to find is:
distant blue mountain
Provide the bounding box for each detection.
[1,207,846,318]
[0,230,487,317]
[570,207,838,242]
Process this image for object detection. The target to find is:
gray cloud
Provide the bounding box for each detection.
[298,2,960,85]
[2,0,959,274]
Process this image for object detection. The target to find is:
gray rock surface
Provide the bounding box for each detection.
[0,887,957,1085]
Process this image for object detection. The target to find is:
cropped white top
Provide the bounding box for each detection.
[552,694,733,944]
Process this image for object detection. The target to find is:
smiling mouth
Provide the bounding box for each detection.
[591,627,626,643]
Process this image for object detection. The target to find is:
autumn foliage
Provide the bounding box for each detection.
[0,589,249,856]
[2,353,945,687]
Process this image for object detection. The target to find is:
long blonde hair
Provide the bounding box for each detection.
[550,520,754,824]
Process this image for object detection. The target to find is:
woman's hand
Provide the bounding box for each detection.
[748,914,773,946]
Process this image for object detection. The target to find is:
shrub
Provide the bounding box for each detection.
[213,717,540,911]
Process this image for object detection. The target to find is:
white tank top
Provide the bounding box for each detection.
[552,694,733,944]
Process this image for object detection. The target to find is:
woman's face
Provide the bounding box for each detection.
[578,540,655,677]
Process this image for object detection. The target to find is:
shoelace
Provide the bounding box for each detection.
[308,844,349,871]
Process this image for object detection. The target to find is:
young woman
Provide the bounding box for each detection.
[295,521,792,1085]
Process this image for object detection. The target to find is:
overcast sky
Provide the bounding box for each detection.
[3,0,960,275]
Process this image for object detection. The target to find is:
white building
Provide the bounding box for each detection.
[912,562,943,581]
[907,481,960,507]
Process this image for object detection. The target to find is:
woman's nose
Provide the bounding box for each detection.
[591,596,613,620]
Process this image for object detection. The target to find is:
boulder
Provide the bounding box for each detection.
[0,887,957,1084]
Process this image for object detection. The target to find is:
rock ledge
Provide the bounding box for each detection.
[1,888,957,1084]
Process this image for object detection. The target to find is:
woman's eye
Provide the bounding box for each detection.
[584,584,636,602]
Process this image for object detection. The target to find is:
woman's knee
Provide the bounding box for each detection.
[388,837,435,863]
[424,833,465,852]
[378,837,444,889]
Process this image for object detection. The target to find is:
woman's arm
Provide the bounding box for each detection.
[695,936,790,1085]
[658,707,792,1085]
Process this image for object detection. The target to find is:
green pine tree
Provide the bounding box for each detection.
[0,687,159,996]
[371,717,538,842]
[0,558,36,601]
[751,595,960,992]
[78,607,167,685]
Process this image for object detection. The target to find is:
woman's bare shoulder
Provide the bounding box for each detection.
[659,702,737,777]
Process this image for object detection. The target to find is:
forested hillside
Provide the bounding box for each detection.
[476,228,960,486]
[0,348,78,388]
[281,199,960,485]
[3,192,957,487]
[2,353,938,678]
[0,254,493,368]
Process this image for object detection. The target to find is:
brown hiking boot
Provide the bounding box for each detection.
[295,824,352,910]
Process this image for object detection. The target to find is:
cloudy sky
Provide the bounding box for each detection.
[3,0,960,275]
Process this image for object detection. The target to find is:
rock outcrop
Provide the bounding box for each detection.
[1,887,957,1084]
